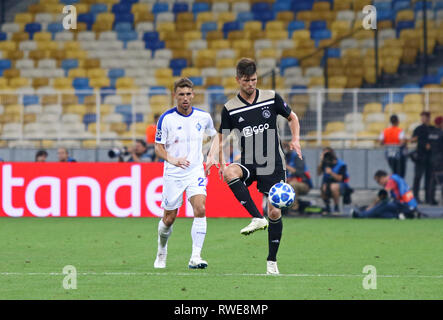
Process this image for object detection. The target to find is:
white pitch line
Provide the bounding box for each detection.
[0,272,442,279]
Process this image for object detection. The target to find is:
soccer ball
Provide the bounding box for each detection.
[269,182,296,209]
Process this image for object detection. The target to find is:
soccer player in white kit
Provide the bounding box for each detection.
[153,78,217,269]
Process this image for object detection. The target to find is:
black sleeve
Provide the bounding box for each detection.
[412,126,419,138]
[337,165,347,182]
[274,93,292,118]
[218,106,232,134]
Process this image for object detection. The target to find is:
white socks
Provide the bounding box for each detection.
[191,217,207,258]
[157,217,207,259]
[157,219,172,254]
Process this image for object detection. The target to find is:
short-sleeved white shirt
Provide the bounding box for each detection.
[156,107,217,178]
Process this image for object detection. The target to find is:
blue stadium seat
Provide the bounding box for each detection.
[23,95,39,106]
[90,3,107,15]
[47,22,64,35]
[122,113,144,125]
[25,23,42,39]
[377,10,394,21]
[114,13,134,25]
[272,1,291,12]
[170,58,187,76]
[374,2,392,11]
[108,68,125,79]
[143,31,159,42]
[145,40,165,52]
[188,76,204,87]
[393,1,411,13]
[252,2,271,13]
[309,20,327,31]
[112,3,131,14]
[326,48,341,58]
[280,57,299,76]
[120,0,138,4]
[77,13,95,30]
[419,75,441,87]
[223,21,242,37]
[60,0,79,4]
[437,66,443,79]
[201,22,218,37]
[172,2,189,14]
[152,3,169,14]
[0,59,12,70]
[396,20,414,36]
[236,12,254,23]
[118,31,138,47]
[287,21,305,37]
[436,1,443,10]
[0,32,6,41]
[149,86,168,97]
[83,113,97,126]
[414,1,433,11]
[291,1,313,13]
[192,2,210,14]
[115,22,133,32]
[253,11,275,26]
[73,78,90,89]
[61,59,79,76]
[311,29,331,41]
[115,104,132,115]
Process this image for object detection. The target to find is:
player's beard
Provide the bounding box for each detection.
[241,86,255,98]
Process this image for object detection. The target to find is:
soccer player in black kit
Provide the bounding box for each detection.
[206,58,302,274]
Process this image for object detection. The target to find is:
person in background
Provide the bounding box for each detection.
[284,141,312,212]
[351,189,398,219]
[57,147,76,162]
[317,147,350,214]
[127,139,155,162]
[35,150,48,162]
[379,114,407,178]
[427,116,443,205]
[372,170,418,219]
[146,113,160,144]
[410,111,433,203]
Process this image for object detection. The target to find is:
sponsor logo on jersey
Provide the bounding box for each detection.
[196,123,202,131]
[242,123,270,137]
[155,129,162,141]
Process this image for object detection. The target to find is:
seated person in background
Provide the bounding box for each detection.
[35,149,48,162]
[284,141,312,211]
[127,139,155,162]
[351,189,400,219]
[371,170,418,219]
[317,147,350,214]
[58,147,76,162]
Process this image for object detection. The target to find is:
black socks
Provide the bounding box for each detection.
[267,217,283,262]
[227,178,263,218]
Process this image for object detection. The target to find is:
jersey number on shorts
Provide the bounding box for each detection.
[198,177,206,186]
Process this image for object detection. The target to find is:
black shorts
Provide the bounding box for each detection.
[230,162,286,194]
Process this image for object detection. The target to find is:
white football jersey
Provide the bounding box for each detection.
[155,107,217,178]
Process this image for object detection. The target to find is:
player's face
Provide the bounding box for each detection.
[174,86,194,113]
[237,74,257,97]
[375,176,388,187]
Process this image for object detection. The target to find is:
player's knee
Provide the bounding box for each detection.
[223,167,239,183]
[268,206,281,220]
[194,204,206,217]
[163,213,176,226]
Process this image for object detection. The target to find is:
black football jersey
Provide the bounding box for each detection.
[218,89,292,169]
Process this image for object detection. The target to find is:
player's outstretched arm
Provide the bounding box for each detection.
[205,134,221,176]
[287,111,303,160]
[155,143,190,169]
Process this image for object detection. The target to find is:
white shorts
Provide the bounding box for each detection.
[161,170,207,210]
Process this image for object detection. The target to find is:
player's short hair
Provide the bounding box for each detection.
[374,170,388,179]
[236,58,257,79]
[390,114,399,125]
[35,149,48,160]
[174,77,193,92]
[420,111,430,118]
[136,139,147,148]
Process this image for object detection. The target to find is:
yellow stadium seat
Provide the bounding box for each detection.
[68,68,87,78]
[403,103,423,113]
[92,21,113,32]
[308,76,325,87]
[53,77,73,90]
[353,0,372,11]
[227,30,250,41]
[276,11,294,25]
[403,94,423,104]
[11,31,29,42]
[64,41,81,51]
[325,121,345,133]
[184,31,202,42]
[116,77,135,89]
[4,104,24,115]
[366,122,386,133]
[217,12,236,24]
[216,58,235,69]
[296,10,312,23]
[154,68,173,79]
[0,40,17,51]
[243,21,262,33]
[396,9,414,22]
[257,48,280,59]
[65,104,87,115]
[132,2,149,14]
[96,12,115,24]
[209,39,230,50]
[313,1,331,11]
[292,30,311,41]
[181,67,201,78]
[265,21,285,31]
[157,22,175,33]
[231,39,253,51]
[9,77,29,88]
[33,32,52,42]
[36,41,57,51]
[334,0,353,10]
[363,102,382,114]
[75,3,90,14]
[86,68,106,79]
[134,11,155,23]
[265,30,288,40]
[65,50,88,60]
[222,77,238,90]
[14,13,33,24]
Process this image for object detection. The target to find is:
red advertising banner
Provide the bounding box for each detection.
[0,163,263,218]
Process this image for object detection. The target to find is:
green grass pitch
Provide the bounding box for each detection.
[1,217,442,300]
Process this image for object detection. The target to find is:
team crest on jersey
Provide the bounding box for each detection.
[155,129,162,140]
[262,110,271,119]
[196,122,202,131]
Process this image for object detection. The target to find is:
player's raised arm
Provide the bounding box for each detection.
[287,111,302,160]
